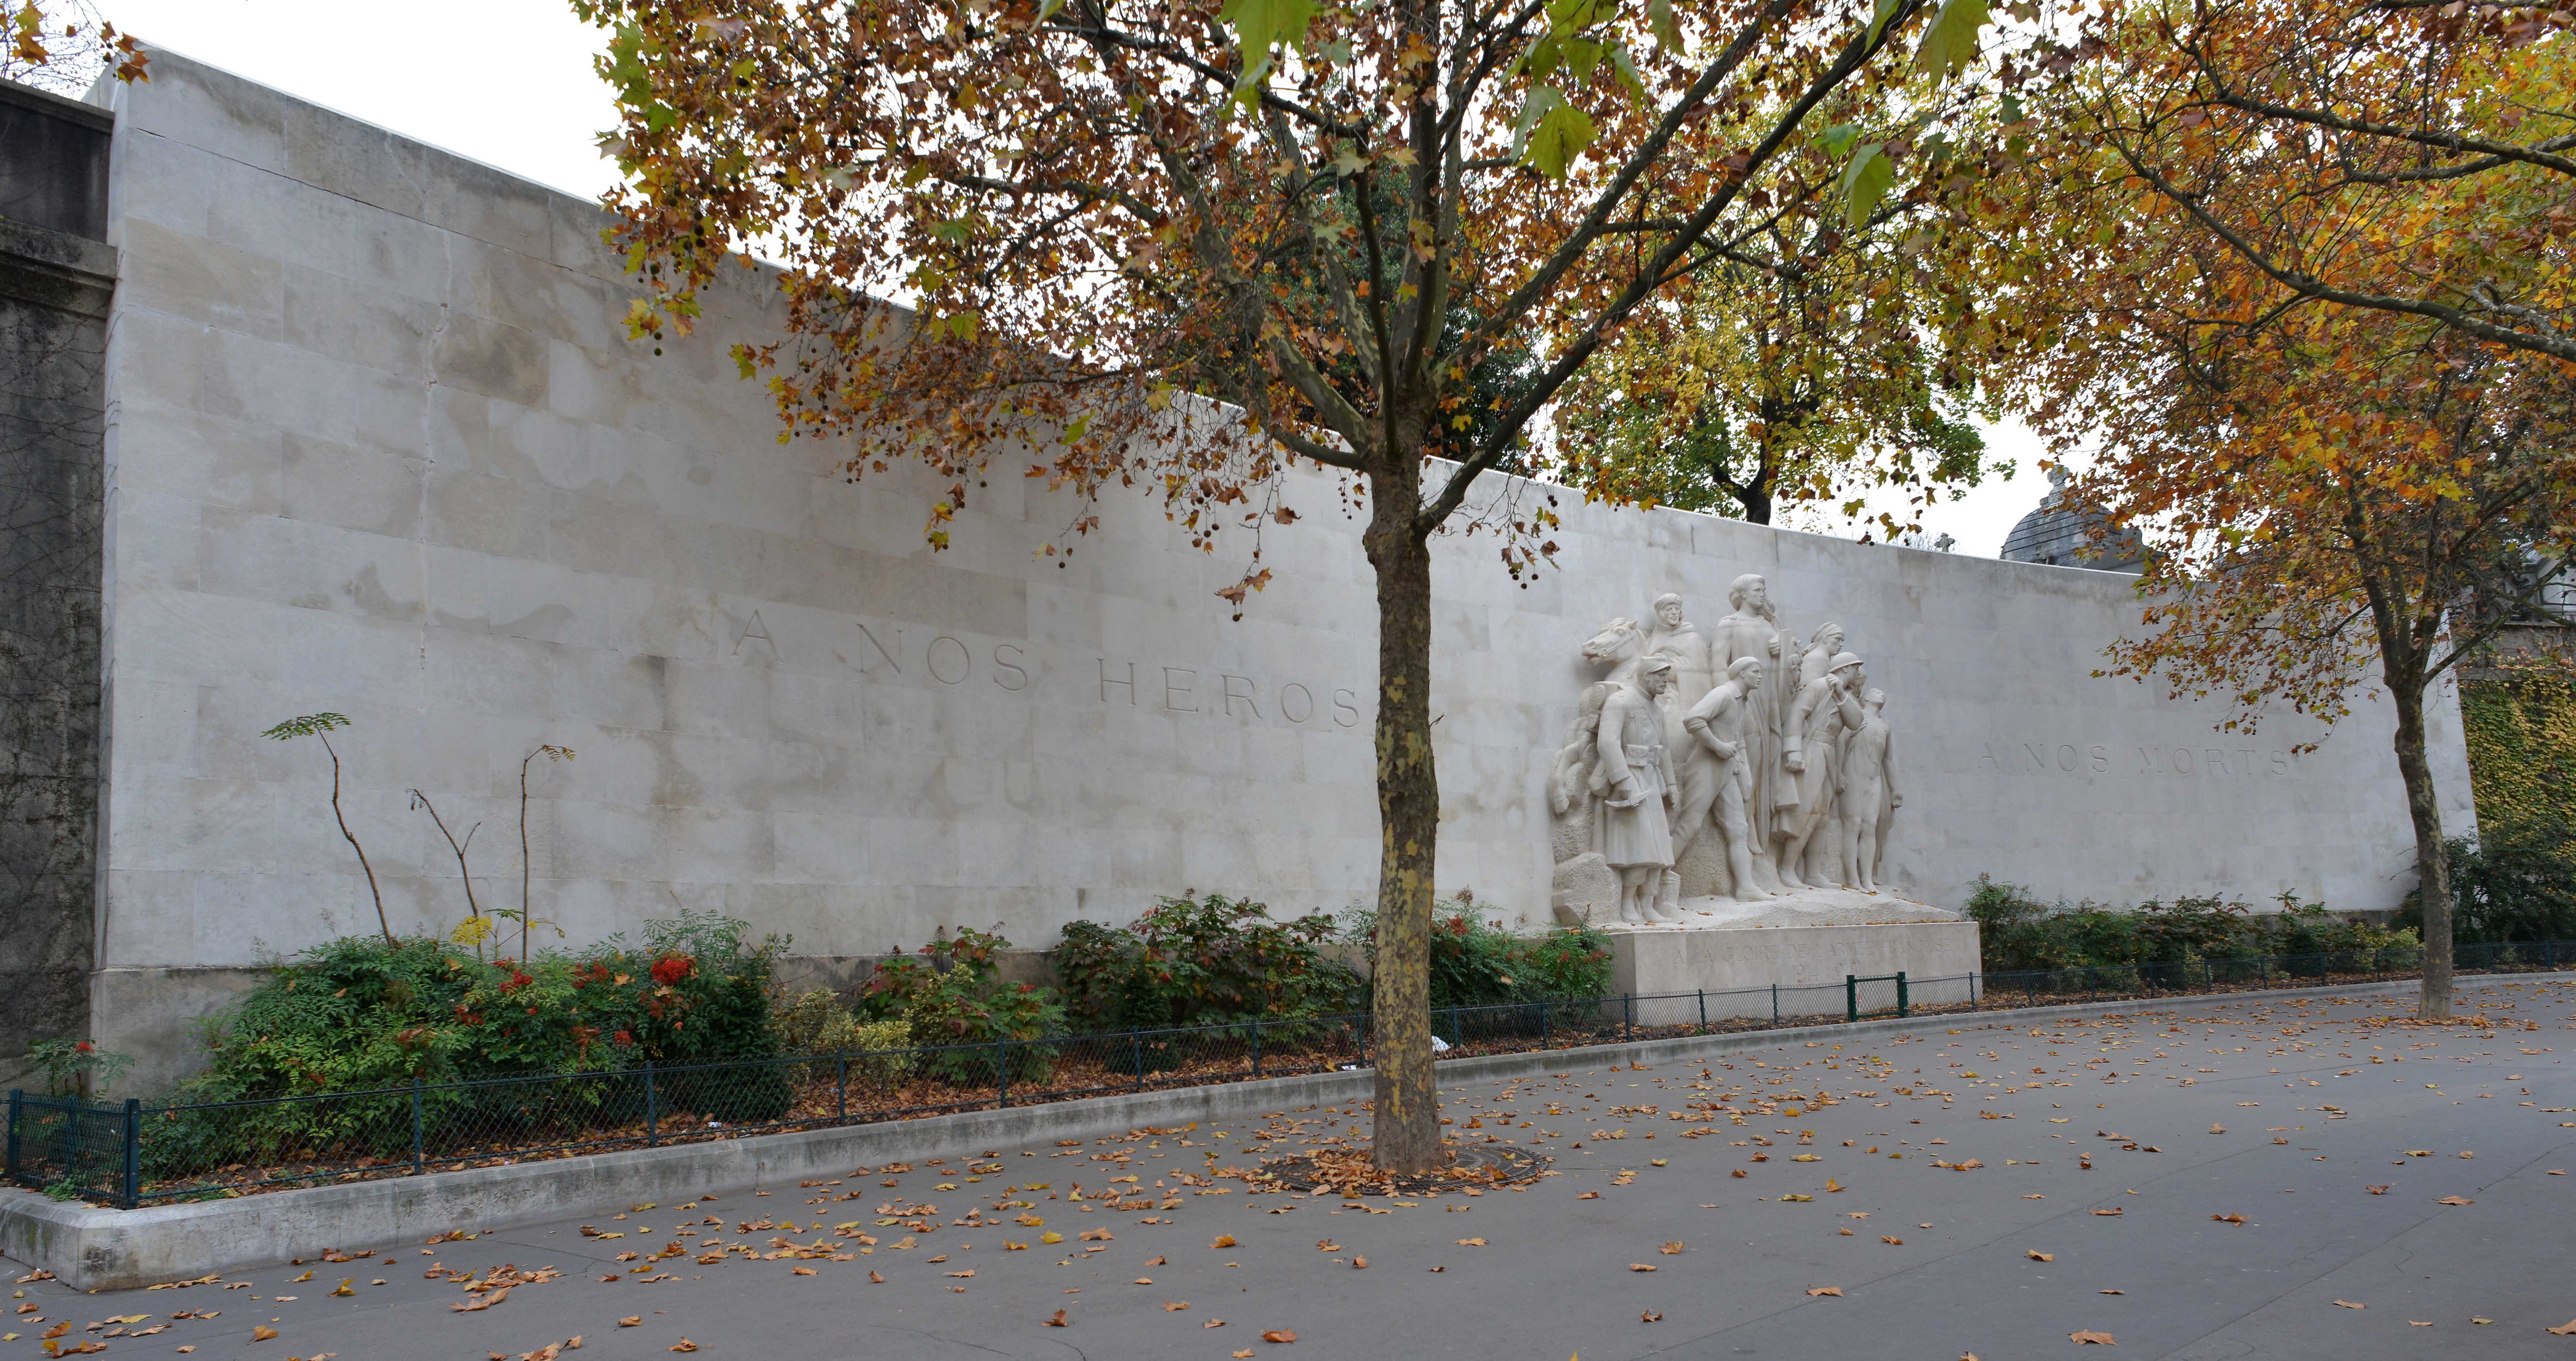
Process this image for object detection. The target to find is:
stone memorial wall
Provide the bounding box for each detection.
[79,56,2475,1083]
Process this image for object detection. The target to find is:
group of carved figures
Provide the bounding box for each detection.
[1548,574,1902,924]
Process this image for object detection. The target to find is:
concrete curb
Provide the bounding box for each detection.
[9,971,2547,1291]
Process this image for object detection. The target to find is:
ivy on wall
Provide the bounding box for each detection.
[2450,651,2576,942]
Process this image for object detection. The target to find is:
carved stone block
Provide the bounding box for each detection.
[1672,827,1733,900]
[1549,851,1619,927]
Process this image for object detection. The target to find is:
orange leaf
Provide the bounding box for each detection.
[1642,1310,1664,1322]
[1260,1329,1297,1343]
[1806,1286,1842,1297]
[1209,1235,1237,1249]
[2070,1330,2116,1345]
[2333,1300,2365,1309]
[252,1327,279,1342]
[668,1343,698,1354]
[1045,1309,1070,1327]
[1165,1302,1189,1311]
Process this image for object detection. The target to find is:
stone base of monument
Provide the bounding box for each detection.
[1599,888,1980,1021]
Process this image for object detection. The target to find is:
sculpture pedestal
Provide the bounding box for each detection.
[1600,889,1981,1023]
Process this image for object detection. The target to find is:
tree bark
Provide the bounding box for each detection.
[1364,467,1442,1174]
[2388,676,2454,1019]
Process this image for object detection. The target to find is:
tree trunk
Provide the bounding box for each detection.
[1364,468,1442,1175]
[2389,678,2454,1019]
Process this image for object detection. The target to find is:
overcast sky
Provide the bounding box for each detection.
[99,0,2048,555]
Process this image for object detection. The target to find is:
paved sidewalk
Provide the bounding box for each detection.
[10,977,2572,1360]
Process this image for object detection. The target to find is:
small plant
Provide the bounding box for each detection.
[45,1175,83,1201]
[28,1038,134,1098]
[409,788,489,960]
[513,744,576,960]
[263,713,393,943]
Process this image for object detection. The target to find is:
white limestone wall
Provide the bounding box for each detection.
[91,55,2474,995]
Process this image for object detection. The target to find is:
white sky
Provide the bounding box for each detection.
[100,0,2049,556]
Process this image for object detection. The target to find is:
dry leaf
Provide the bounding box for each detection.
[1235,1352,1255,1358]
[868,1271,883,1283]
[948,1270,976,1278]
[1807,1286,1843,1297]
[1210,1235,1237,1249]
[1045,1309,1069,1327]
[2028,1251,2054,1262]
[1642,1310,1664,1322]
[253,1326,279,1342]
[2333,1301,2365,1309]
[668,1344,697,1354]
[2546,1320,2576,1336]
[1456,1238,1487,1247]
[618,1318,641,1328]
[2436,1197,2475,1206]
[2367,1185,2390,1195]
[1205,1320,1227,1328]
[1351,1256,1368,1269]
[2211,1213,2246,1225]
[1577,1191,1601,1199]
[1147,1256,1167,1266]
[2069,1330,2116,1345]
[1165,1302,1190,1312]
[791,1267,816,1276]
[2092,1208,2123,1217]
[1629,1263,1658,1273]
[1261,1328,1298,1343]
[1660,1242,1684,1255]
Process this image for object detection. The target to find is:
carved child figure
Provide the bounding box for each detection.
[1681,655,1773,902]
[1839,687,1901,892]
[1596,655,1681,924]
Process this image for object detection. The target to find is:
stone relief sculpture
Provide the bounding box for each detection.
[1595,654,1680,924]
[1680,655,1771,904]
[1549,579,1907,927]
[1839,687,1900,892]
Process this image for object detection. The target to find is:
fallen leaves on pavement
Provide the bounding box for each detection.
[1260,1328,1297,1343]
[1806,1287,1842,1297]
[2070,1330,2116,1345]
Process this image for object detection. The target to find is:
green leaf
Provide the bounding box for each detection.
[1647,0,1681,50]
[1913,0,1990,82]
[1838,142,1895,227]
[1820,122,1861,158]
[1511,85,1566,160]
[1219,0,1319,92]
[1527,97,1596,180]
[1036,0,1065,20]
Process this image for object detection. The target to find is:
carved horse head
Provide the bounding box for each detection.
[1580,616,1647,681]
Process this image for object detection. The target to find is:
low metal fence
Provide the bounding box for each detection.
[9,937,2566,1207]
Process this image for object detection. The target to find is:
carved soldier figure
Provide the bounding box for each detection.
[1596,655,1681,924]
[1682,655,1773,902]
[1839,686,1901,892]
[1777,650,1864,889]
[1708,574,1791,877]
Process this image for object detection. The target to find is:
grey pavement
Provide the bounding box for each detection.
[10,976,2573,1360]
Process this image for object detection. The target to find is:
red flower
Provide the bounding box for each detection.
[612,1029,634,1048]
[651,955,695,986]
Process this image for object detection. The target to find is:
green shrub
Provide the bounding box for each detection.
[1051,892,1362,1033]
[855,928,1064,1084]
[1968,876,2417,974]
[771,989,912,1087]
[1342,892,1614,1009]
[2434,835,2576,943]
